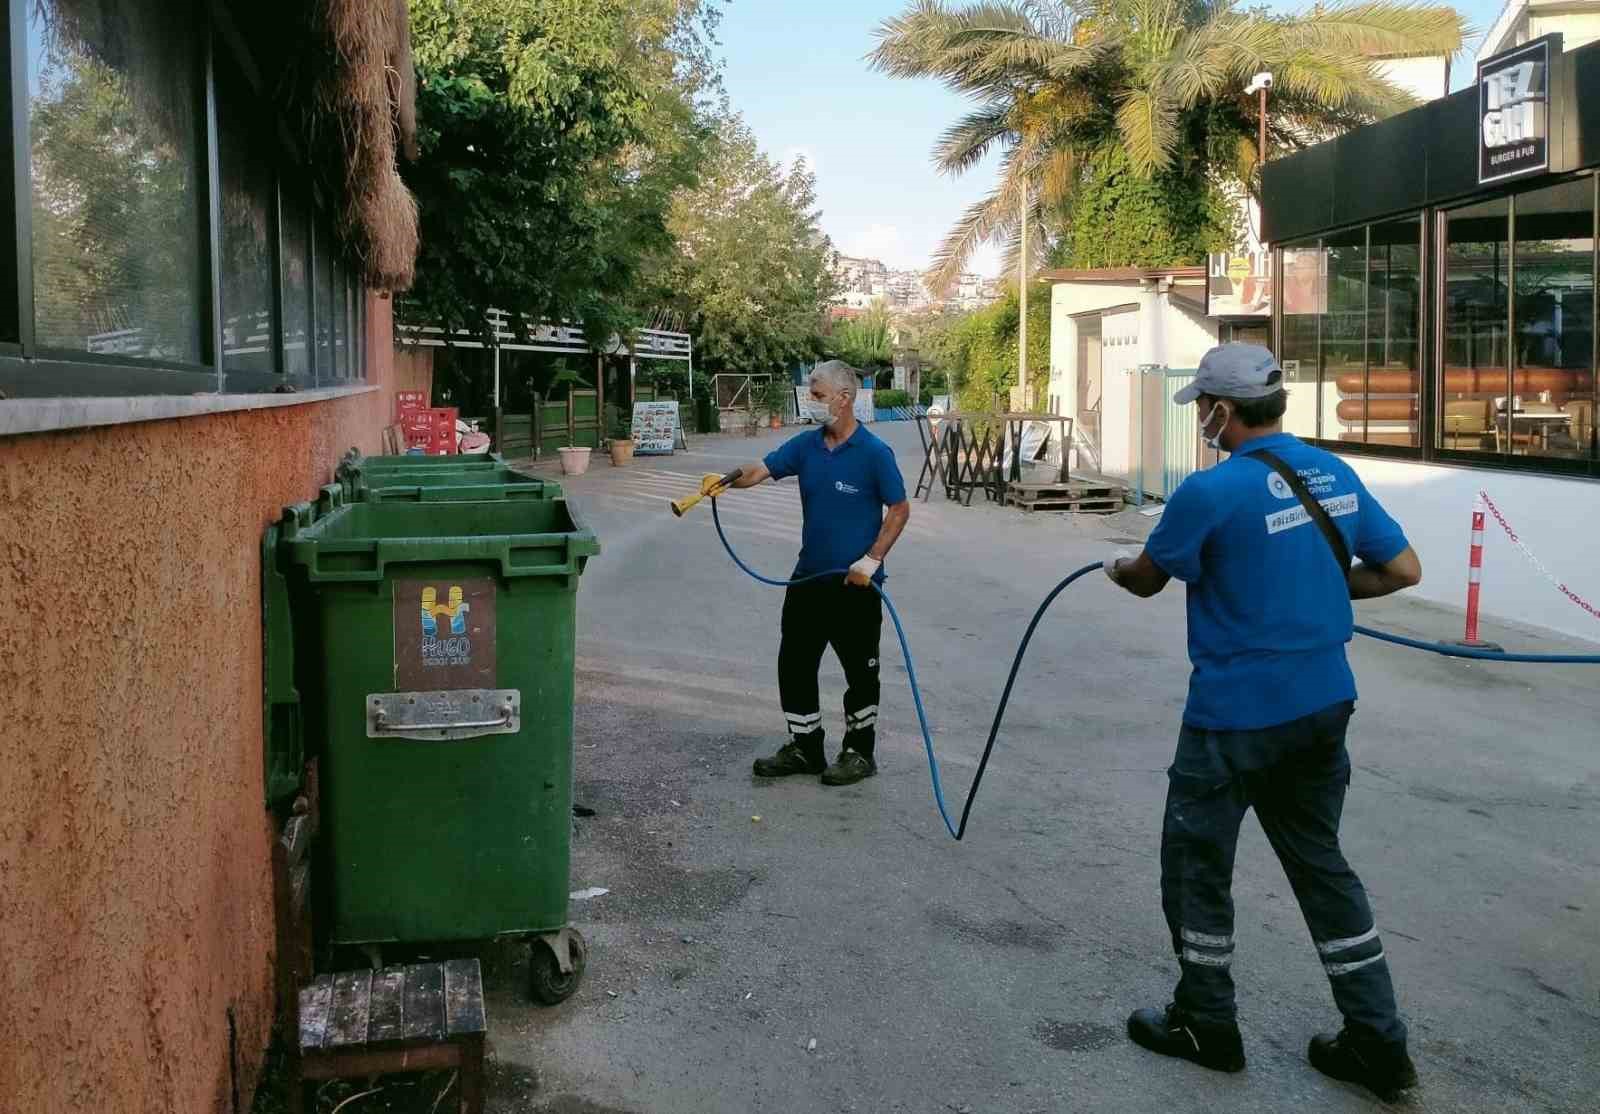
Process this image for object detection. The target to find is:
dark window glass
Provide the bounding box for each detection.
[216,69,276,374]
[1442,198,1510,452]
[332,260,348,379]
[1363,219,1422,447]
[1320,228,1367,442]
[281,186,311,381]
[313,218,333,380]
[29,0,203,361]
[354,285,365,378]
[1511,178,1595,461]
[1278,239,1323,438]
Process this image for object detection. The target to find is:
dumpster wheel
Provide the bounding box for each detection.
[529,928,587,1005]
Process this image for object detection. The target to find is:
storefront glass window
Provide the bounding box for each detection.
[1510,178,1595,461]
[1442,197,1510,452]
[1364,219,1422,447]
[1278,238,1323,439]
[1321,228,1367,443]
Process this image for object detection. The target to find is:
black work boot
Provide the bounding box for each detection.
[1309,1028,1417,1101]
[1127,1004,1246,1073]
[820,748,876,786]
[753,738,825,778]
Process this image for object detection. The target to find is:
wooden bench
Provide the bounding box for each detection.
[298,960,487,1114]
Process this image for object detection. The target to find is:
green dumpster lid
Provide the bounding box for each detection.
[278,489,600,584]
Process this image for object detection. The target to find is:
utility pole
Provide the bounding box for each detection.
[1246,72,1274,169]
[1018,185,1028,412]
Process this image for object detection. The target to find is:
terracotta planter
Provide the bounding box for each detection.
[608,439,635,466]
[769,415,782,430]
[558,446,592,475]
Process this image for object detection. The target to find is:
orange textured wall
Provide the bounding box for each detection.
[0,294,423,1112]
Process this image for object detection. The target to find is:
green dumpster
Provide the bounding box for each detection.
[278,486,599,1003]
[353,466,562,503]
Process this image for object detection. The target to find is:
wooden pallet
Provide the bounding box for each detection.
[1005,480,1124,514]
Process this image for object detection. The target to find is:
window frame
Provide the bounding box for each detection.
[1272,174,1600,481]
[0,0,371,410]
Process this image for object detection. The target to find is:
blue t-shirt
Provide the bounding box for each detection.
[764,425,907,583]
[1145,432,1409,731]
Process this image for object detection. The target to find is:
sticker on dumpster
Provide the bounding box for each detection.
[394,577,497,690]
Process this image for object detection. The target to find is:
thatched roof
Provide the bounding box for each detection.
[304,0,420,291]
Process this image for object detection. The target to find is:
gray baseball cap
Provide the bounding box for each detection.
[1173,343,1283,404]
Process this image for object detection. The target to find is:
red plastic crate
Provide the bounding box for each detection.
[394,390,428,422]
[401,407,457,454]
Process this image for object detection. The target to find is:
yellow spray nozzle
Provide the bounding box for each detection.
[670,469,743,517]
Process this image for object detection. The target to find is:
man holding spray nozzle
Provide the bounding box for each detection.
[703,360,910,787]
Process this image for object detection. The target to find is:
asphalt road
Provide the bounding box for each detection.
[479,421,1599,1114]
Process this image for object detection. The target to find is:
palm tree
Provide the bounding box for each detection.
[870,0,1467,292]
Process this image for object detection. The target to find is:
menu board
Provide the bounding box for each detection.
[631,401,679,455]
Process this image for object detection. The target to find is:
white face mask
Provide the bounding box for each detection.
[802,397,837,426]
[1199,401,1230,450]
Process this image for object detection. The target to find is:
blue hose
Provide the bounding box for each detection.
[1352,625,1600,663]
[709,497,1599,841]
[714,495,1103,840]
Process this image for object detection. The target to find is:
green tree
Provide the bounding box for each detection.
[660,119,837,374]
[831,299,894,370]
[403,0,722,345]
[937,283,1052,413]
[1053,145,1238,269]
[871,0,1465,287]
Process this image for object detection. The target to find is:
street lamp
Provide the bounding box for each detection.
[1245,72,1274,167]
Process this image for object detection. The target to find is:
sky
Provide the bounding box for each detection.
[712,0,1510,279]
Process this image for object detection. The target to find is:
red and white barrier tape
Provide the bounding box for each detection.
[1478,489,1600,622]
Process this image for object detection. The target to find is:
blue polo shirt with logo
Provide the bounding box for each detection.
[764,425,907,584]
[1145,432,1409,731]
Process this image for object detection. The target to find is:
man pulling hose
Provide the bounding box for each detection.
[711,360,910,786]
[1107,343,1425,1102]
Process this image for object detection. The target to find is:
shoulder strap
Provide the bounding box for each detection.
[1253,448,1352,579]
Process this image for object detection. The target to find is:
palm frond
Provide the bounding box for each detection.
[997,193,1054,281]
[1279,1,1467,61]
[1162,13,1278,106]
[870,0,1101,93]
[1115,85,1180,174]
[925,149,1031,293]
[932,100,1018,176]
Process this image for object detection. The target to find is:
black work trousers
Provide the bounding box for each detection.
[1160,700,1405,1044]
[777,580,883,757]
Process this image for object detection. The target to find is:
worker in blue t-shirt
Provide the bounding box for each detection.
[707,360,910,787]
[1105,343,1424,1102]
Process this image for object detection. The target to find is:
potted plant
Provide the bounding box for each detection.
[607,415,635,466]
[762,377,790,430]
[558,441,592,475]
[548,360,593,475]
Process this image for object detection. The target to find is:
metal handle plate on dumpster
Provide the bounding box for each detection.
[367,689,521,740]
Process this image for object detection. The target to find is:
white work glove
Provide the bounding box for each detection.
[846,555,881,588]
[1103,548,1136,584]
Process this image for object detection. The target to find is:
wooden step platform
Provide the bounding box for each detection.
[1005,480,1124,514]
[298,960,486,1113]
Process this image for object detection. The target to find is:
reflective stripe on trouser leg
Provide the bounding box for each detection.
[783,710,822,739]
[1160,728,1250,1025]
[1317,925,1387,977]
[1312,923,1402,1041]
[837,588,883,753]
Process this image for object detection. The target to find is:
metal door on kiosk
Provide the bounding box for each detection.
[1074,313,1104,471]
[1099,307,1141,481]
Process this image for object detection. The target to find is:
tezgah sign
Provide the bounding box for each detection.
[1478,39,1549,185]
